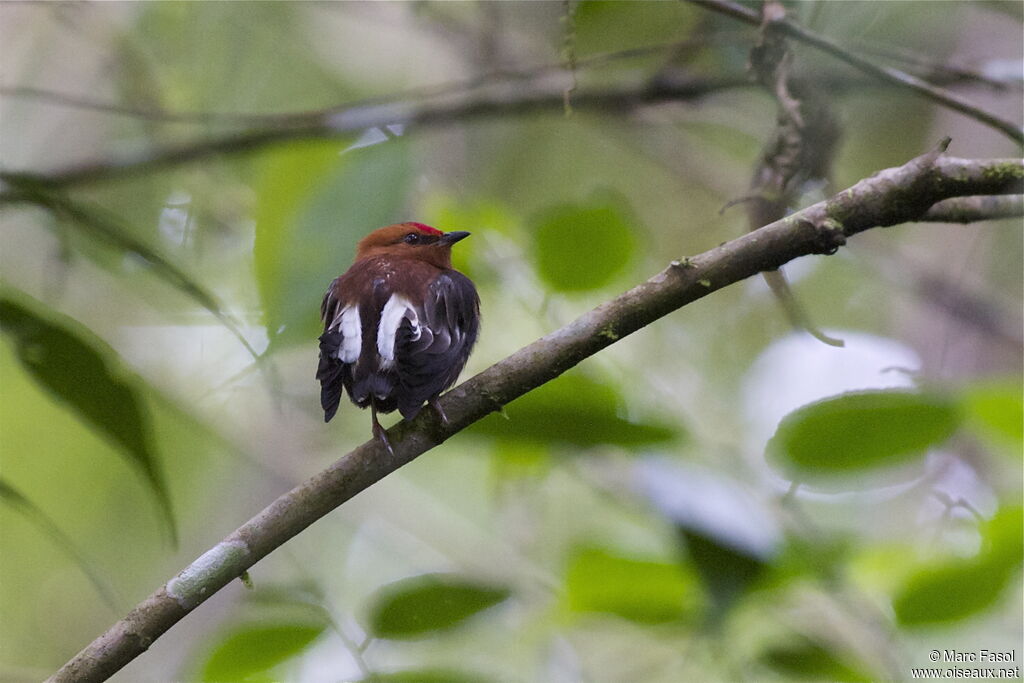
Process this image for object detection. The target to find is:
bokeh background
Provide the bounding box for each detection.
[1,2,1021,681]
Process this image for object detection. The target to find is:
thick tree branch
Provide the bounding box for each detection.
[49,145,1022,682]
[688,0,1024,145]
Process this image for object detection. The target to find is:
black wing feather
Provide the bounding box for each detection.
[395,270,480,419]
[317,277,354,422]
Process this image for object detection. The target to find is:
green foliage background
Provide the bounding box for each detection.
[1,2,1021,681]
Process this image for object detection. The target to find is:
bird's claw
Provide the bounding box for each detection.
[374,428,395,456]
[371,404,395,456]
[429,398,450,426]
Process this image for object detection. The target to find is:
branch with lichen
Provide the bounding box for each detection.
[48,142,1023,682]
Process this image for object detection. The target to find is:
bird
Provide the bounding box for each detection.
[316,222,480,453]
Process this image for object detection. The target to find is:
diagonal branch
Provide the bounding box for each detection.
[48,145,1023,682]
[688,0,1024,145]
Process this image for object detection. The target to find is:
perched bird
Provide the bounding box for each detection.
[317,222,480,451]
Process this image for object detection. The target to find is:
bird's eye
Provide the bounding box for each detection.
[403,233,420,244]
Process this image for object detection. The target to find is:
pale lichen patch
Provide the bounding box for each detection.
[598,324,619,341]
[166,540,250,609]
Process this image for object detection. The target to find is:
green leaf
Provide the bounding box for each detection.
[254,139,412,348]
[0,478,120,611]
[982,505,1023,568]
[681,529,768,618]
[960,381,1023,452]
[0,294,175,541]
[760,636,872,682]
[564,546,700,624]
[893,505,1022,626]
[367,573,511,639]
[572,0,699,56]
[529,193,638,293]
[367,670,495,683]
[768,390,961,476]
[470,371,678,448]
[200,622,325,682]
[892,558,1014,626]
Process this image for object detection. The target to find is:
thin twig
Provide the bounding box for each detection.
[0,36,746,127]
[48,149,1024,682]
[920,194,1023,223]
[688,0,1024,145]
[851,42,1023,91]
[0,75,751,194]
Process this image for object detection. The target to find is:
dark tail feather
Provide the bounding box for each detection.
[317,332,344,422]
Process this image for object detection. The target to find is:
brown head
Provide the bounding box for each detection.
[355,222,470,270]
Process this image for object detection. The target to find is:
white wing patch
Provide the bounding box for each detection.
[337,306,362,364]
[377,294,419,368]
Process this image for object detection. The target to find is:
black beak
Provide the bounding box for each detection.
[439,231,470,245]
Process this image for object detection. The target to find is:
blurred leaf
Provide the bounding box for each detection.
[839,93,934,186]
[847,543,923,598]
[960,381,1023,453]
[367,670,495,683]
[564,546,700,624]
[573,0,698,56]
[0,478,120,611]
[132,2,353,113]
[246,581,326,609]
[200,622,325,682]
[634,458,776,616]
[636,459,780,562]
[490,441,553,481]
[763,534,853,589]
[892,557,1013,626]
[680,529,768,618]
[0,294,175,542]
[470,372,678,448]
[254,139,412,348]
[425,196,518,237]
[424,195,519,283]
[529,193,638,293]
[367,573,511,639]
[3,185,257,358]
[768,390,961,476]
[982,504,1023,568]
[760,636,872,682]
[893,505,1022,626]
[253,140,347,343]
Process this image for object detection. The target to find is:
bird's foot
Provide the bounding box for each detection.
[429,397,450,426]
[371,405,395,456]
